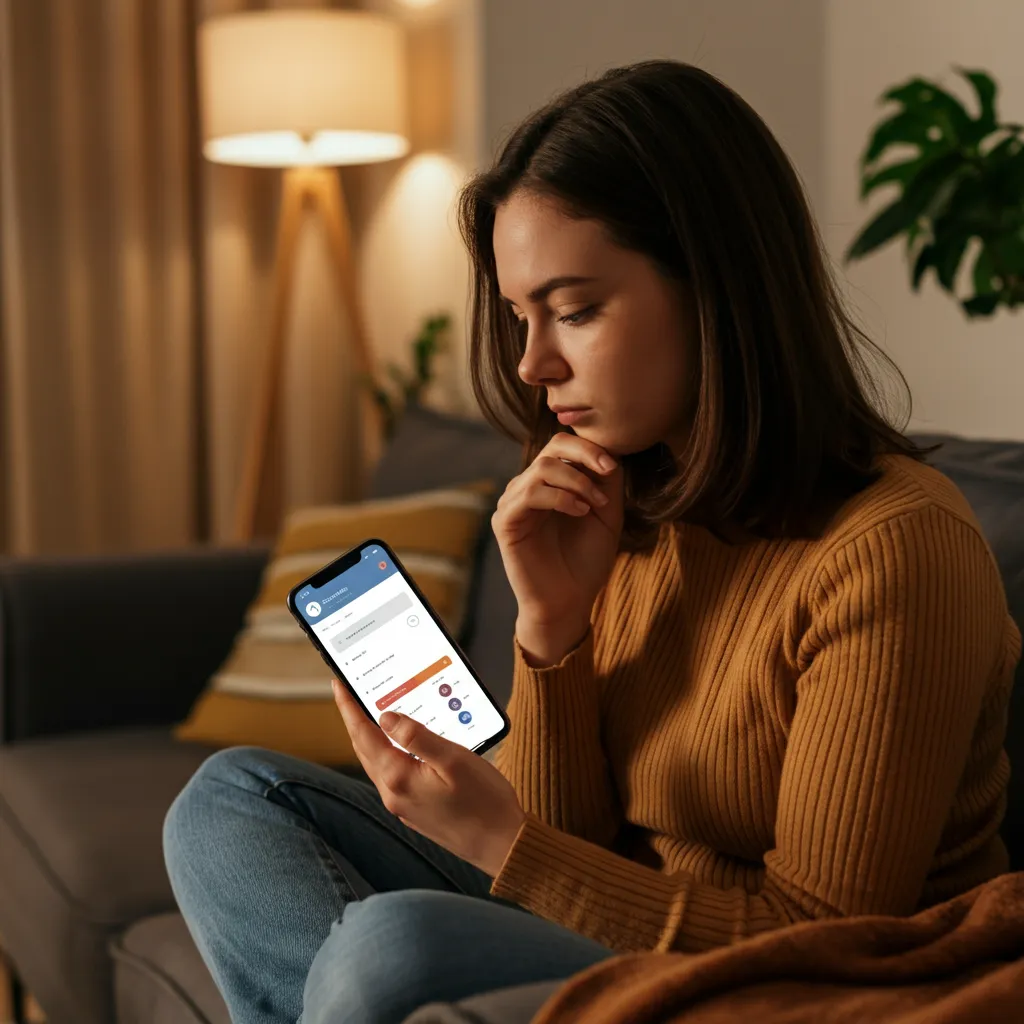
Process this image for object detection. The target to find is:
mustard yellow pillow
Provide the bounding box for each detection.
[176,484,493,765]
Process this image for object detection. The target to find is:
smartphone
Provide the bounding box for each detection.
[287,538,510,756]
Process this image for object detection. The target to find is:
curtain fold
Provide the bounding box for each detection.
[0,0,201,554]
[0,0,364,555]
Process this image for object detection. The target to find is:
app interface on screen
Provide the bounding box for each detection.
[295,547,504,749]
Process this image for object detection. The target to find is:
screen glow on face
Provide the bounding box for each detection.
[298,548,505,750]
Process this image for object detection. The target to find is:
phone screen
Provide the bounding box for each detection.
[289,541,508,754]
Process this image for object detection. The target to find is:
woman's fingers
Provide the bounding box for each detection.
[543,433,617,476]
[497,457,609,513]
[332,680,389,760]
[496,481,592,525]
[533,456,611,507]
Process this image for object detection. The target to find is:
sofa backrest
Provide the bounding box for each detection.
[912,435,1024,871]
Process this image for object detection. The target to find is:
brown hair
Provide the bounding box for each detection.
[457,60,930,546]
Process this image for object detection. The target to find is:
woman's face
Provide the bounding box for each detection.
[493,190,696,457]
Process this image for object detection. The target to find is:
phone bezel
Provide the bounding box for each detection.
[286,537,510,757]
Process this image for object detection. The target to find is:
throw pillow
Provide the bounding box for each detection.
[175,484,493,765]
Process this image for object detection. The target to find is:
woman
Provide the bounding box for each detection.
[164,61,1020,1024]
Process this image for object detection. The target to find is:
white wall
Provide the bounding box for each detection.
[482,0,827,214]
[825,0,1024,440]
[358,0,482,415]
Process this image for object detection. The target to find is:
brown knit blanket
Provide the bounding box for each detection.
[534,873,1024,1024]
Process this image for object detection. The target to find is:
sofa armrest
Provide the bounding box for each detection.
[0,545,268,743]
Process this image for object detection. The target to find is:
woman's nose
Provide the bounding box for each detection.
[518,329,569,387]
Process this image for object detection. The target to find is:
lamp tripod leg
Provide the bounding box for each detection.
[233,168,306,542]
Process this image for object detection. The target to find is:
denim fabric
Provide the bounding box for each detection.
[163,747,613,1024]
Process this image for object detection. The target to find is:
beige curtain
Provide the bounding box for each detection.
[0,0,203,555]
[0,0,367,556]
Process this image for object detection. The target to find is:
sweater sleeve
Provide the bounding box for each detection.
[493,587,622,847]
[490,506,1017,953]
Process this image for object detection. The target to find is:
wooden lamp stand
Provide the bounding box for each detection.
[233,166,381,542]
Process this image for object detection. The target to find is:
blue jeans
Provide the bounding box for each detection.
[163,747,613,1023]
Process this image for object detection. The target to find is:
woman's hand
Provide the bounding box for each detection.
[493,433,624,665]
[332,680,525,877]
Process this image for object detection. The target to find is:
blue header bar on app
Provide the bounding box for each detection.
[294,546,398,624]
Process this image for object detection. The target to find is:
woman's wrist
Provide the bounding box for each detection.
[479,806,527,878]
[515,612,591,668]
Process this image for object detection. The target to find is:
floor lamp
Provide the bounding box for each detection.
[198,10,409,542]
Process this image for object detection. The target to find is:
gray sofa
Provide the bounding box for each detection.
[1,407,1022,1024]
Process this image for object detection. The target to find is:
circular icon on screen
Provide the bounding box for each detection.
[378,561,387,570]
[406,614,419,627]
[305,601,322,617]
[438,683,452,697]
[459,711,472,724]
[448,697,462,711]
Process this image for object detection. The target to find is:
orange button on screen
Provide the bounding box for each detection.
[375,656,452,711]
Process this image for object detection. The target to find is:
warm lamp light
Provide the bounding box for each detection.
[199,10,409,167]
[198,10,409,540]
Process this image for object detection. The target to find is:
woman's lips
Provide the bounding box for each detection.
[553,407,593,425]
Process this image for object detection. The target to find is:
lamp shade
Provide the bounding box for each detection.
[198,10,409,168]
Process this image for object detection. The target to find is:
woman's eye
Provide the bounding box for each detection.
[557,305,597,326]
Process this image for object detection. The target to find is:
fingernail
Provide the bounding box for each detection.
[593,490,609,505]
[380,711,399,732]
[599,454,616,472]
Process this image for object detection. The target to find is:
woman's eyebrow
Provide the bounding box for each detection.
[500,275,597,306]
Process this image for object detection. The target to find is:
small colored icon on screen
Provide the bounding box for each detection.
[448,697,462,711]
[378,561,387,570]
[458,711,472,724]
[438,683,452,697]
[305,602,321,617]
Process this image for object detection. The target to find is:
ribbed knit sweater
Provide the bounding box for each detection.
[491,455,1021,953]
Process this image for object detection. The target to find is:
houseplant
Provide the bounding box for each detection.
[846,68,1024,317]
[368,313,451,439]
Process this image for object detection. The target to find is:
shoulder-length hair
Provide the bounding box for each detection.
[457,60,929,546]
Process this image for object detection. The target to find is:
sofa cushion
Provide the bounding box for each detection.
[372,404,524,706]
[111,912,229,1024]
[175,483,493,765]
[402,980,563,1024]
[0,729,216,1024]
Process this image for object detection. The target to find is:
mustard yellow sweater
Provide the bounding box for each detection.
[491,455,1021,953]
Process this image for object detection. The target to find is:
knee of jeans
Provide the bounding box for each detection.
[343,889,462,944]
[303,892,464,1023]
[162,746,278,881]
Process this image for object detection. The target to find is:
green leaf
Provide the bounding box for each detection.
[849,152,971,263]
[911,243,936,288]
[899,150,969,220]
[882,77,971,140]
[846,196,919,260]
[934,233,971,291]
[958,68,998,130]
[972,245,999,295]
[987,142,1024,203]
[861,157,926,199]
[863,110,945,165]
[962,293,1001,317]
[988,233,1024,275]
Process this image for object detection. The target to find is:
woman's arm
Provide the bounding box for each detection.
[490,506,1018,952]
[493,585,623,847]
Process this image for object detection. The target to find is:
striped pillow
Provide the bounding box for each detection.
[175,484,493,765]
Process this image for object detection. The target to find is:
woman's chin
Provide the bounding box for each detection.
[570,424,653,458]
